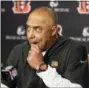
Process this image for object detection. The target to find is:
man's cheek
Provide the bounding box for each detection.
[38,41,44,49]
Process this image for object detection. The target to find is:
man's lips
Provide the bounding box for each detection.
[30,42,41,50]
[30,42,39,45]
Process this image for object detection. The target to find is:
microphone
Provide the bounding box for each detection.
[1,83,9,88]
[1,65,18,88]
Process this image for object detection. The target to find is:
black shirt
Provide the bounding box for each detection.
[6,37,88,88]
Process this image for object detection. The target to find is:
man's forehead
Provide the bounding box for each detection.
[27,16,50,26]
[28,13,48,22]
[26,18,43,27]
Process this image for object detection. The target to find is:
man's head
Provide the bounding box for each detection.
[26,7,58,51]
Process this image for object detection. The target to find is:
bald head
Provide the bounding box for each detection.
[28,7,57,26]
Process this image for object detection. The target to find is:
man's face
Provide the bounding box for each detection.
[26,13,55,51]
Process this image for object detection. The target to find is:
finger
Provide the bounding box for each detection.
[31,44,40,50]
[27,54,33,61]
[31,44,39,50]
[27,57,31,62]
[31,45,40,53]
[28,50,31,56]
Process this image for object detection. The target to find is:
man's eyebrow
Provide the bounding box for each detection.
[26,23,29,27]
[33,26,41,29]
[26,24,41,28]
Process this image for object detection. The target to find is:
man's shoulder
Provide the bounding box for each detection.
[57,36,75,46]
[58,36,86,49]
[12,41,29,50]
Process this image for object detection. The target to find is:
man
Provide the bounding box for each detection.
[5,7,88,88]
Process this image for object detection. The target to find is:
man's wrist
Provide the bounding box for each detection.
[36,63,48,72]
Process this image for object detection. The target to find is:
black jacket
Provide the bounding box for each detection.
[6,37,88,88]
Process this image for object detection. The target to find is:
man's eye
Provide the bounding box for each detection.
[26,25,29,28]
[27,26,31,30]
[36,28,41,32]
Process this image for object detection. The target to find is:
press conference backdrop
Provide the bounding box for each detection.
[1,1,89,66]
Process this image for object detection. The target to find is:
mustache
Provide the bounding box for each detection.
[28,41,39,44]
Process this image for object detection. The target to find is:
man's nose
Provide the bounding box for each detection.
[27,29,35,39]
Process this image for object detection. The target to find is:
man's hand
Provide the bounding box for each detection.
[27,44,44,70]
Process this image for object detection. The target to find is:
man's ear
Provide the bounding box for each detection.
[57,24,63,36]
[52,25,58,36]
